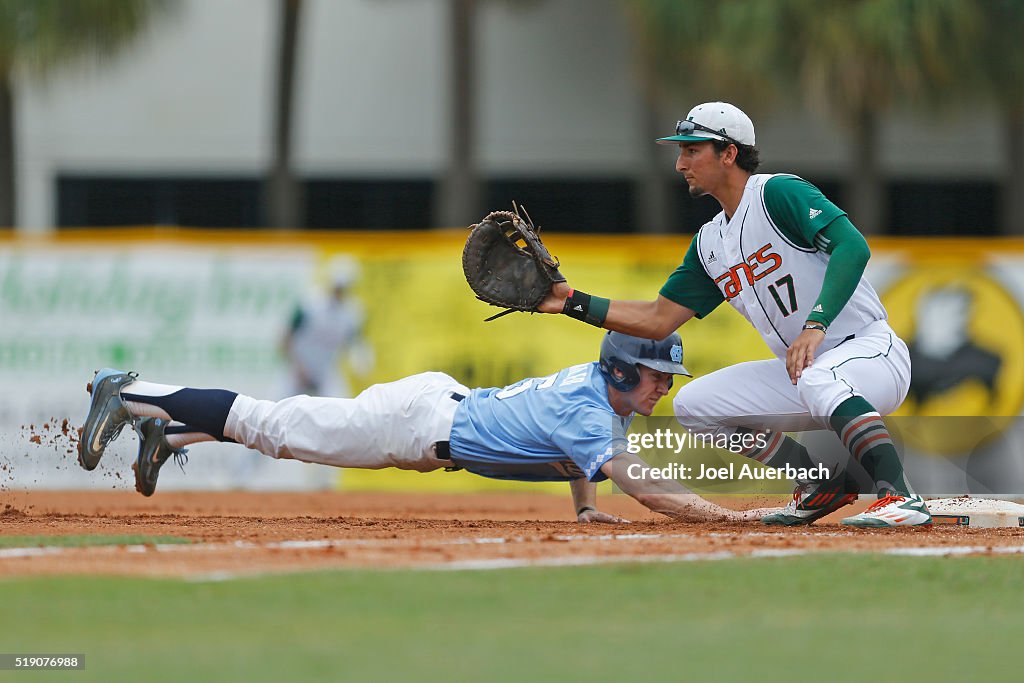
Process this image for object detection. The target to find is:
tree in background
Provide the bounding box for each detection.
[0,0,177,228]
[622,0,980,234]
[778,0,981,234]
[435,0,479,230]
[975,0,1024,235]
[266,0,303,229]
[622,0,783,233]
[434,0,542,230]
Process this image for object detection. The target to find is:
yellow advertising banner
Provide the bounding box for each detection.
[5,229,1024,493]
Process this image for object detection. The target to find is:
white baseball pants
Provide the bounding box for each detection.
[225,372,471,471]
[675,320,911,437]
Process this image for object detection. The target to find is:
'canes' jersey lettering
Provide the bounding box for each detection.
[665,174,886,360]
[713,243,783,299]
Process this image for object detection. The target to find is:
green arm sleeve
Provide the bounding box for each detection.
[658,235,725,318]
[763,175,867,327]
[805,216,870,327]
[288,306,305,333]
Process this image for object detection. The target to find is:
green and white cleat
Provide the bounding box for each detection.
[78,368,138,471]
[841,493,932,528]
[761,481,858,526]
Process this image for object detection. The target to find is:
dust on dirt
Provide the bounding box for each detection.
[0,491,1020,578]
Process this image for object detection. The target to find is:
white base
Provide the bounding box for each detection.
[926,497,1024,528]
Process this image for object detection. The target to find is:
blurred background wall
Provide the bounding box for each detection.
[3,0,1023,493]
[7,0,1017,236]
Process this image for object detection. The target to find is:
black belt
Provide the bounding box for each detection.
[436,441,460,470]
[435,391,465,461]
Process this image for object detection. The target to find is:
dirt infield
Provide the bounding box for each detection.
[1,490,1022,578]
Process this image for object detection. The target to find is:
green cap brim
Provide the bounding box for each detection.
[655,134,717,145]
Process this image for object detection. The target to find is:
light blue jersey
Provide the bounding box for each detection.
[448,362,629,483]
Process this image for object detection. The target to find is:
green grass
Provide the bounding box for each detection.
[1,555,1021,682]
[0,535,192,549]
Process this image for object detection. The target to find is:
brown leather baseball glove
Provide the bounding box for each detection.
[462,203,565,321]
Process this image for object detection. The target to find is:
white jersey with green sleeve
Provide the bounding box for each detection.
[660,174,886,360]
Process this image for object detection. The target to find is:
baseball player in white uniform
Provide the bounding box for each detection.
[75,332,776,523]
[280,256,372,398]
[540,102,930,528]
[235,257,373,489]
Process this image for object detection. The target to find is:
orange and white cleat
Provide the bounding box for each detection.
[842,493,932,528]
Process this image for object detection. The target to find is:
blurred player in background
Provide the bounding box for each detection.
[237,255,374,490]
[75,331,776,523]
[541,101,930,528]
[279,255,374,398]
[236,253,376,489]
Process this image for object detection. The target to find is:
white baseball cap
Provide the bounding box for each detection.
[327,255,360,289]
[656,102,755,146]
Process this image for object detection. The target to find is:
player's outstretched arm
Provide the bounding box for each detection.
[569,476,629,524]
[539,282,696,340]
[603,296,696,339]
[600,452,777,522]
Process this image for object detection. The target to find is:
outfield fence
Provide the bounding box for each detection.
[3,229,1023,493]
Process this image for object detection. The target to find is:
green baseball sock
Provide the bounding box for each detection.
[829,396,909,496]
[737,429,852,490]
[734,429,813,469]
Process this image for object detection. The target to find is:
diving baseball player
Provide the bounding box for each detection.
[540,102,930,528]
[76,331,775,523]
